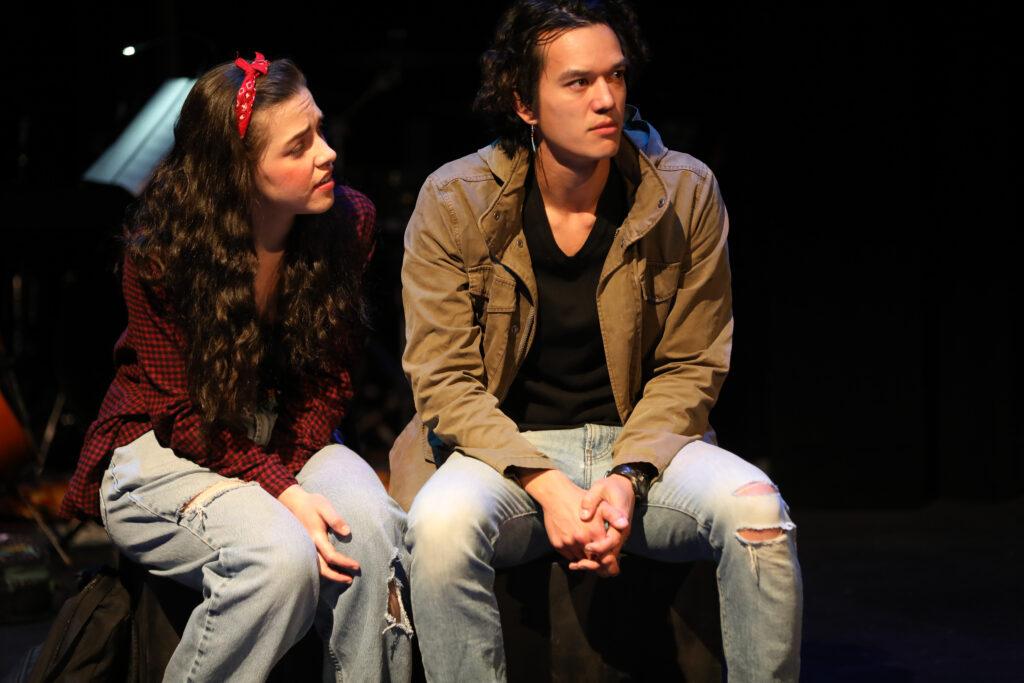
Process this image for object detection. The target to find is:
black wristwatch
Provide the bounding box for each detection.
[607,462,659,502]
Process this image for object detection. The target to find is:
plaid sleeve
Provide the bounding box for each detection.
[334,184,377,267]
[272,362,354,463]
[122,258,298,497]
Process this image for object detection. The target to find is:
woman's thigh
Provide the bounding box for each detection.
[100,431,317,590]
[295,444,408,560]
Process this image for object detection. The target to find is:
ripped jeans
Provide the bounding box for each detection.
[406,425,802,683]
[100,431,412,683]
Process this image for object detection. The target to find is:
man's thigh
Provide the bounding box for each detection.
[625,439,783,561]
[407,452,550,569]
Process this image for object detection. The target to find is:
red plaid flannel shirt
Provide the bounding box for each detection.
[61,186,376,520]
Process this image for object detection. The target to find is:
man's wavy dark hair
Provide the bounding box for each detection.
[474,0,650,157]
[126,58,369,429]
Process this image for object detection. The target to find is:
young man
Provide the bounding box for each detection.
[394,1,802,680]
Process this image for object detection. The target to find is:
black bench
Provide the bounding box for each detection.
[120,553,723,681]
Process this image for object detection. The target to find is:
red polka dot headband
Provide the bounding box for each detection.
[234,52,270,139]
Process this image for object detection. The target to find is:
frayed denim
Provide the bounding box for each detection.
[406,425,801,683]
[100,431,412,683]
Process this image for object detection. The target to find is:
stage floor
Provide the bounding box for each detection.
[2,497,1019,681]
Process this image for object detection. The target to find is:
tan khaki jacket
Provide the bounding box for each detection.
[390,109,732,510]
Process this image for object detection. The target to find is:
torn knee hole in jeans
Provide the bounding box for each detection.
[384,550,413,636]
[737,527,787,543]
[734,524,795,583]
[733,481,779,497]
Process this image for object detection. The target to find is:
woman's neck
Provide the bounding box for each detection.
[251,207,292,318]
[251,204,294,254]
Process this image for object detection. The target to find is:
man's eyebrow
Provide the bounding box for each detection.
[556,60,629,80]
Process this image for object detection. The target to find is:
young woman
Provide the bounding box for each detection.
[61,54,412,681]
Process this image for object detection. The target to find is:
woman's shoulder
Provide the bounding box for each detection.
[333,184,375,223]
[331,184,376,252]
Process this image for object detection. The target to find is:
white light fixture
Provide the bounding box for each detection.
[83,78,196,196]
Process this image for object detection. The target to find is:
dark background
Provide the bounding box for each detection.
[2,1,1020,508]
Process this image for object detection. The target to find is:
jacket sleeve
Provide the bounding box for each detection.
[123,257,299,498]
[401,177,551,475]
[613,169,733,472]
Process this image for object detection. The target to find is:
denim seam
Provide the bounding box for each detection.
[186,553,234,682]
[488,510,542,549]
[326,644,344,681]
[110,467,222,552]
[109,465,255,553]
[641,502,716,549]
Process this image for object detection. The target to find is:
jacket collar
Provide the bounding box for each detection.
[476,106,671,256]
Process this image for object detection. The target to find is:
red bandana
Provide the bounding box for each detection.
[234,52,270,139]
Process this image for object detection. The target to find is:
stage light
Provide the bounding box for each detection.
[122,45,136,57]
[83,78,196,196]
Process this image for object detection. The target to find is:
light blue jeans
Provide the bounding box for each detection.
[406,425,802,683]
[99,431,413,683]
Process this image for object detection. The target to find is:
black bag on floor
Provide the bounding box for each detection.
[28,566,136,682]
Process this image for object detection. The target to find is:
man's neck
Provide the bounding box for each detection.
[534,144,610,215]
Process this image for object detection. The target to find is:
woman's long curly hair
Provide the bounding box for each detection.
[126,58,369,429]
[474,0,650,157]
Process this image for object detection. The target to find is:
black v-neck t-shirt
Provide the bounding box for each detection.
[501,162,627,430]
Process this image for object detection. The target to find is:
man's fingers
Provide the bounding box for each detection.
[579,487,603,521]
[568,558,602,571]
[595,557,621,578]
[585,527,621,556]
[595,500,630,531]
[554,545,579,563]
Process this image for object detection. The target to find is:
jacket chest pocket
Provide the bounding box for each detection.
[467,265,494,324]
[480,271,519,389]
[640,261,682,341]
[641,261,682,304]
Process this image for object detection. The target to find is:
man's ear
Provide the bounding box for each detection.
[514,92,537,126]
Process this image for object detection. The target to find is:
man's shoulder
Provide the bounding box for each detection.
[650,149,713,180]
[622,108,714,182]
[425,146,503,191]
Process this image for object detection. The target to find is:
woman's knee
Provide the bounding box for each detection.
[255,530,320,608]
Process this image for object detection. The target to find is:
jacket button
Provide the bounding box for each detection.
[517,238,524,248]
[657,197,666,208]
[494,211,503,220]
